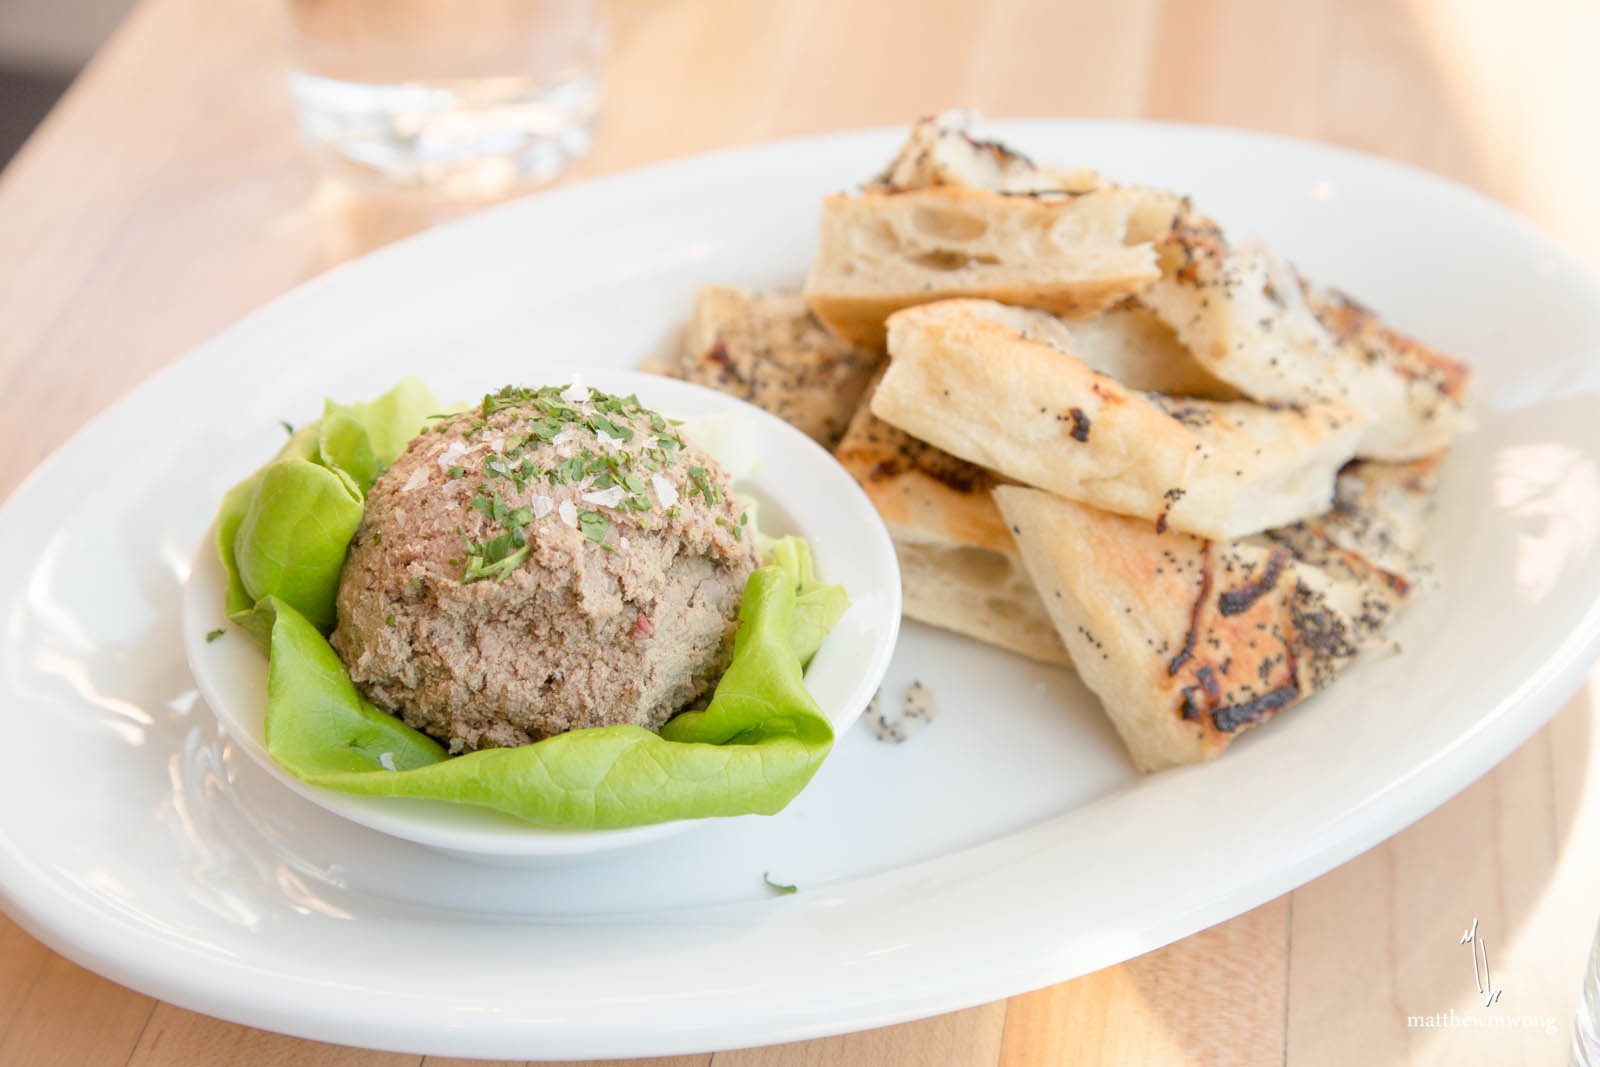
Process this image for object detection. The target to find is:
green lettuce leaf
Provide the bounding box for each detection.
[770,536,851,667]
[323,377,439,473]
[232,459,364,632]
[216,378,438,649]
[262,558,838,828]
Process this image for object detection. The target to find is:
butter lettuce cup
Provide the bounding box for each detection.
[181,370,900,863]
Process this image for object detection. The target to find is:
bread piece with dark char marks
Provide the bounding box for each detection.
[830,291,1239,665]
[1249,457,1440,642]
[994,457,1437,771]
[1140,204,1472,460]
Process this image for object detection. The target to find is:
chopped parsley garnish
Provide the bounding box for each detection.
[548,454,587,485]
[279,420,294,436]
[687,465,722,505]
[586,413,634,442]
[461,522,532,582]
[446,382,691,581]
[204,627,226,643]
[577,509,610,544]
[762,873,798,895]
[462,544,530,582]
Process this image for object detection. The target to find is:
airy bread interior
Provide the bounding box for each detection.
[804,186,1161,348]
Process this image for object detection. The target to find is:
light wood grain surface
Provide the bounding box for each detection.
[1,0,1597,1063]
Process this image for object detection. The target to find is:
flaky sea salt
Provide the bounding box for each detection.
[651,474,678,509]
[560,375,589,404]
[582,485,627,508]
[558,500,579,527]
[436,440,470,471]
[378,752,397,771]
[399,467,429,493]
[531,495,553,519]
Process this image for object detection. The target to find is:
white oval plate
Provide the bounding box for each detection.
[2,120,1599,1060]
[178,371,901,860]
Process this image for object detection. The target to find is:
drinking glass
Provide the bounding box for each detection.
[286,0,604,195]
[1575,916,1600,1065]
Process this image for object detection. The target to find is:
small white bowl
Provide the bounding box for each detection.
[181,371,901,863]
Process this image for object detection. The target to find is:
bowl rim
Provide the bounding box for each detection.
[180,369,903,858]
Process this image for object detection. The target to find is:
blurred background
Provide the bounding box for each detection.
[0,0,135,163]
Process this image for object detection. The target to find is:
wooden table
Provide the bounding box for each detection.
[2,0,1597,1063]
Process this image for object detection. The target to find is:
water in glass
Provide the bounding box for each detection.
[287,0,603,194]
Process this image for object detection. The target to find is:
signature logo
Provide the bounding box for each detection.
[1405,918,1555,1034]
[1460,917,1504,1007]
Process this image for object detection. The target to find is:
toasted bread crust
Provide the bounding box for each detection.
[834,381,1071,665]
[873,299,1368,539]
